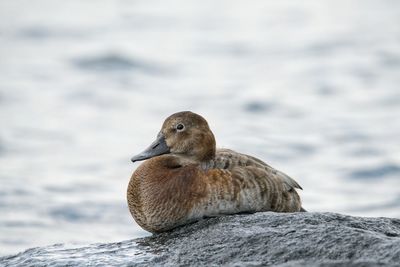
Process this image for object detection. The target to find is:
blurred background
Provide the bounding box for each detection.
[1,0,400,256]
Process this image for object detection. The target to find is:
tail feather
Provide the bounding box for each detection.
[300,207,307,212]
[277,170,303,191]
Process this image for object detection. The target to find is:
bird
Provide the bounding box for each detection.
[127,111,304,233]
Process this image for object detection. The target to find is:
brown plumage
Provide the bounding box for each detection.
[127,111,304,233]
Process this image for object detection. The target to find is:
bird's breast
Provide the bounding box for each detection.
[127,156,208,232]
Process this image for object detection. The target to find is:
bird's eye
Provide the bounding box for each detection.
[176,123,185,131]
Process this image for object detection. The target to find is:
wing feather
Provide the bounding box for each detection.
[215,148,302,191]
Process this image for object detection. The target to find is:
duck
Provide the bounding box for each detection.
[127,111,304,233]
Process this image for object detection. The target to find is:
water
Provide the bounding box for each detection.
[1,0,400,257]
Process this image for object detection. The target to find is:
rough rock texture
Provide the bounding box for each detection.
[2,212,400,266]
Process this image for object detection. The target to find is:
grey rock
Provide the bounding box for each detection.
[1,212,400,267]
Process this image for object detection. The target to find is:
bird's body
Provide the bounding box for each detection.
[128,111,303,233]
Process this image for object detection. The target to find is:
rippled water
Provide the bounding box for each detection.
[1,0,400,257]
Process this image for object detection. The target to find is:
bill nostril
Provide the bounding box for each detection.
[152,143,160,149]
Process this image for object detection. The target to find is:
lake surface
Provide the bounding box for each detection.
[0,0,400,256]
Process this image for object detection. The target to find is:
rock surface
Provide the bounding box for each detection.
[1,212,400,266]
